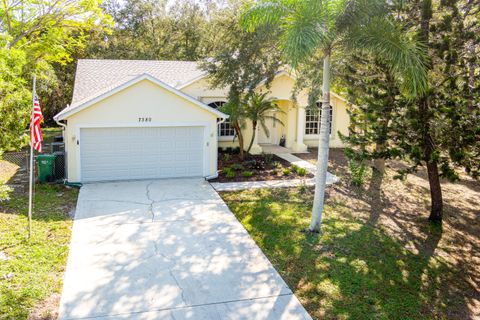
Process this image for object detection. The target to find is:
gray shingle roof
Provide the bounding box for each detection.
[70,59,206,106]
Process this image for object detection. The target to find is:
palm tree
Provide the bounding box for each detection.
[219,98,247,160]
[243,92,284,153]
[242,0,428,232]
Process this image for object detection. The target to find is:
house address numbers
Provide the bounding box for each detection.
[138,117,152,122]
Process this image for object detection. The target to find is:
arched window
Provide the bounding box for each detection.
[208,101,235,137]
[305,102,333,135]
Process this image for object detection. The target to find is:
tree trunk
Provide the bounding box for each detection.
[419,0,443,223]
[420,99,443,222]
[233,122,245,161]
[247,121,257,154]
[426,150,443,222]
[309,53,331,232]
[373,154,385,173]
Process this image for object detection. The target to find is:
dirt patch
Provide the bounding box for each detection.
[210,152,314,183]
[295,148,480,318]
[28,293,60,320]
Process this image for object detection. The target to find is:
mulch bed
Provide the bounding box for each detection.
[210,152,314,183]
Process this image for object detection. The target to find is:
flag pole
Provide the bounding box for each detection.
[28,75,36,239]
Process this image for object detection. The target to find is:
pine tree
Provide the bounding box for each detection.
[340,0,480,223]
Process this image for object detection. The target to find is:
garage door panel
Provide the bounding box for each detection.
[80,127,204,182]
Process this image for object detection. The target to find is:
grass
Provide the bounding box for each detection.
[221,187,465,319]
[0,182,78,319]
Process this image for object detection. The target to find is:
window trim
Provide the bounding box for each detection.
[304,103,333,137]
[208,101,236,139]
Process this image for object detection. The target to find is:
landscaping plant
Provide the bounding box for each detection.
[243,92,284,153]
[241,171,253,178]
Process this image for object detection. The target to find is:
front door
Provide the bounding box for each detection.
[257,113,277,144]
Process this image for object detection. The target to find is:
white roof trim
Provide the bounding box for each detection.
[176,71,208,90]
[54,73,228,120]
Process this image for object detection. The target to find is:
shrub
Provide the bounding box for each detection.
[223,167,233,175]
[272,169,278,175]
[263,153,274,165]
[241,171,253,177]
[225,171,235,179]
[291,164,300,172]
[231,163,245,171]
[297,168,307,176]
[349,160,367,186]
[222,153,231,162]
[245,159,265,170]
[272,161,282,169]
[282,169,290,176]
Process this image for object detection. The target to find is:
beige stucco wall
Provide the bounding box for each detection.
[64,79,218,182]
[181,78,229,102]
[304,94,350,149]
[181,73,350,151]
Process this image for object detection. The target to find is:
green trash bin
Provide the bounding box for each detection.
[37,154,55,183]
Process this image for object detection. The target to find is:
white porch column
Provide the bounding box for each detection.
[292,105,308,152]
[249,125,263,155]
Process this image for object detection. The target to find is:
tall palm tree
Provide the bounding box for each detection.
[243,92,284,153]
[242,0,428,232]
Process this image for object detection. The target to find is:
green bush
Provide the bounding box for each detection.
[297,168,307,176]
[282,169,290,176]
[222,153,231,162]
[264,153,274,164]
[272,161,282,169]
[291,164,300,172]
[241,171,253,177]
[349,160,367,186]
[223,167,233,175]
[231,163,245,171]
[226,171,235,179]
[272,169,278,175]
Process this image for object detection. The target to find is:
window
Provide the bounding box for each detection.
[208,101,235,137]
[305,103,333,135]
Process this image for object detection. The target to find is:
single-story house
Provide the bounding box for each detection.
[54,59,350,183]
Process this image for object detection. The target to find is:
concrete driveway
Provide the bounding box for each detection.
[59,178,311,319]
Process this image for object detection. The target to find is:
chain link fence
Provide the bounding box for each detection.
[1,142,66,192]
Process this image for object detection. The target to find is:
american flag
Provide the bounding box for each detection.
[30,94,43,152]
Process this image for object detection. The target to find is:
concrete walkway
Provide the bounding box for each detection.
[59,179,311,320]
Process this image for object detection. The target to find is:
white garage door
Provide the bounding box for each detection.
[80,127,204,182]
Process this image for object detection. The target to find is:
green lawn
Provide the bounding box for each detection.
[221,187,465,320]
[0,183,78,320]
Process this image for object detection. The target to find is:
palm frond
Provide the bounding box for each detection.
[263,115,285,127]
[336,0,387,31]
[281,0,327,66]
[241,0,293,32]
[260,120,270,137]
[344,17,428,97]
